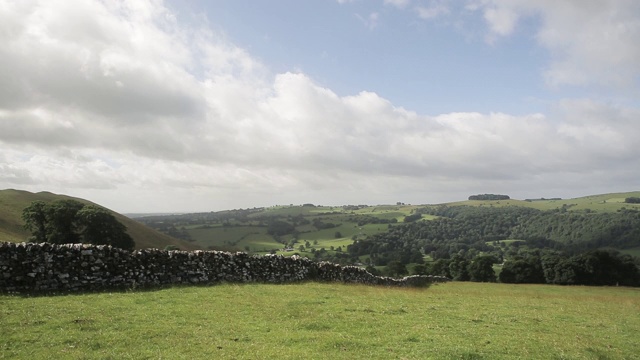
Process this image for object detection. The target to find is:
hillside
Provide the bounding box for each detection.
[0,189,199,250]
[447,191,640,212]
[135,191,640,258]
[136,204,421,262]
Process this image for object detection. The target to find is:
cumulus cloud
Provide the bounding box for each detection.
[0,0,639,211]
[471,0,640,88]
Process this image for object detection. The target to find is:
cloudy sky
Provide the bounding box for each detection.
[1,0,639,213]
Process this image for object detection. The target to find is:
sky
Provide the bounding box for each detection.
[1,0,640,213]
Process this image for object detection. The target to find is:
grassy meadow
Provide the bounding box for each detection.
[1,282,638,359]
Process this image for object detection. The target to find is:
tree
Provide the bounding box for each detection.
[22,201,48,242]
[412,264,429,275]
[76,205,135,250]
[385,260,408,277]
[266,220,295,236]
[499,258,544,284]
[468,256,497,282]
[429,259,451,278]
[403,213,422,223]
[448,255,470,281]
[22,200,135,250]
[45,200,84,244]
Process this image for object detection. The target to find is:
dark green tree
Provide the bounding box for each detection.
[448,254,470,281]
[468,256,497,282]
[429,259,451,278]
[43,200,84,244]
[22,201,48,242]
[76,205,135,250]
[499,258,544,284]
[411,264,429,275]
[385,260,408,277]
[22,200,135,250]
[266,220,295,236]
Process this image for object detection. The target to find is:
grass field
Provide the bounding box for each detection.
[1,282,638,359]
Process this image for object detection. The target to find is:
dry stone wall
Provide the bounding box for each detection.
[0,242,449,293]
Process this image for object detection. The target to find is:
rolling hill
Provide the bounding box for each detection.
[0,189,199,250]
[447,191,640,212]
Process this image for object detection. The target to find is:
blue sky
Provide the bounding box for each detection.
[1,0,640,212]
[182,0,548,115]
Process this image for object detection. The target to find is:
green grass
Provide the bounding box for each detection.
[1,282,638,359]
[187,226,282,251]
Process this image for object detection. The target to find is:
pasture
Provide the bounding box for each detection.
[1,282,638,359]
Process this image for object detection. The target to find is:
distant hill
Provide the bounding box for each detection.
[446,191,640,213]
[0,189,200,250]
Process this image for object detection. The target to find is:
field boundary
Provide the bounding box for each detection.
[0,242,449,293]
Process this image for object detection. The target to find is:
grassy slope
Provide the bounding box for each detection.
[0,189,199,250]
[1,282,638,359]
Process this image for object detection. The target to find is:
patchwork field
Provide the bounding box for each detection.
[140,204,423,256]
[1,282,638,359]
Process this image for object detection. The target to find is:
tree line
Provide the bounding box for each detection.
[468,194,510,201]
[414,248,639,286]
[347,205,640,285]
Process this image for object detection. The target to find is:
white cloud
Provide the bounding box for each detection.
[384,0,411,9]
[0,0,639,211]
[482,6,518,40]
[472,0,640,88]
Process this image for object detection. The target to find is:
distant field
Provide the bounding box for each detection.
[450,191,640,213]
[128,191,640,254]
[1,282,638,359]
[168,205,422,254]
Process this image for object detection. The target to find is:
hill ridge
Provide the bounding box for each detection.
[0,189,199,250]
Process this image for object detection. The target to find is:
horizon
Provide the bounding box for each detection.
[1,1,639,213]
[5,187,639,214]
